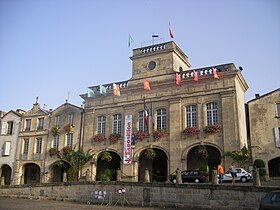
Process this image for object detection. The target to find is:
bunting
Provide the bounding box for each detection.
[169,22,174,39]
[143,79,151,90]
[212,67,219,79]
[193,70,198,81]
[99,85,107,95]
[113,83,120,96]
[87,88,95,98]
[175,73,181,86]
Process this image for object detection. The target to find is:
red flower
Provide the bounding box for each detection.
[183,127,200,137]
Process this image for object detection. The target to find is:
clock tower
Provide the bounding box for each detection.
[129,41,191,86]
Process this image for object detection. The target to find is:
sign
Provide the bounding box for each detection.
[124,115,132,164]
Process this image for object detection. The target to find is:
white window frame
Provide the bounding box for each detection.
[276,103,280,117]
[37,118,44,130]
[186,105,197,128]
[25,119,31,131]
[113,114,122,134]
[53,135,59,149]
[55,115,60,128]
[206,102,218,125]
[23,138,29,154]
[156,108,167,130]
[35,138,42,154]
[67,113,74,125]
[97,116,106,134]
[2,141,11,156]
[138,111,148,132]
[274,127,280,148]
[66,133,73,148]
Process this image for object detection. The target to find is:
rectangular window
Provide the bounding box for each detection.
[97,116,106,134]
[36,138,42,154]
[186,105,197,128]
[23,138,29,154]
[113,114,122,134]
[276,103,280,117]
[66,133,73,147]
[138,111,148,132]
[25,119,31,131]
[6,121,14,135]
[53,135,59,149]
[55,115,60,128]
[37,118,44,130]
[274,127,280,148]
[2,142,11,156]
[67,113,74,125]
[206,102,218,125]
[156,108,167,130]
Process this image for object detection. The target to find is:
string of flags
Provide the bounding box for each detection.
[87,67,220,98]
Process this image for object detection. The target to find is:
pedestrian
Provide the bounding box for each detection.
[229,162,237,185]
[217,162,224,185]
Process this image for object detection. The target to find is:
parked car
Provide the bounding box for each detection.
[170,170,206,183]
[259,190,280,210]
[222,168,252,182]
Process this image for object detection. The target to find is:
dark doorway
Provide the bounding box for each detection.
[96,151,121,181]
[187,145,221,181]
[138,148,168,182]
[268,157,280,177]
[51,161,71,182]
[1,164,12,185]
[23,163,40,184]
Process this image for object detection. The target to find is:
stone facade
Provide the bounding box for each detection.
[247,88,280,179]
[0,110,24,185]
[80,41,249,182]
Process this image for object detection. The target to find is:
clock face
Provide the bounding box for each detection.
[147,61,156,70]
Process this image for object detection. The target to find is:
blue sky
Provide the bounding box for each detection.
[0,0,279,112]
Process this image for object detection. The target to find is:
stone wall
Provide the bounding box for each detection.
[1,182,279,210]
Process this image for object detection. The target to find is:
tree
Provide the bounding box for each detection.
[225,146,249,167]
[53,147,94,182]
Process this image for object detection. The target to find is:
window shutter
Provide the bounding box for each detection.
[274,128,280,148]
[3,142,11,156]
[1,122,7,135]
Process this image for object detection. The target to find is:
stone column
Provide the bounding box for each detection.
[144,168,150,183]
[176,168,182,184]
[85,169,91,181]
[253,168,261,187]
[1,176,5,186]
[116,169,121,181]
[63,171,67,182]
[212,170,218,185]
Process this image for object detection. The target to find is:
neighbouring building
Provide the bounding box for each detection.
[247,88,280,179]
[44,102,84,183]
[14,98,49,185]
[0,109,24,185]
[80,41,249,182]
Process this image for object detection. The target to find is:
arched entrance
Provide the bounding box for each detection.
[96,151,121,181]
[268,157,280,177]
[51,160,71,182]
[23,163,40,184]
[138,148,168,182]
[187,145,221,181]
[1,164,12,185]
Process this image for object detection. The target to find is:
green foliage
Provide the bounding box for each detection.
[225,146,249,167]
[199,165,207,173]
[100,151,112,162]
[259,168,267,177]
[144,148,156,160]
[101,169,113,182]
[49,148,60,157]
[253,159,265,168]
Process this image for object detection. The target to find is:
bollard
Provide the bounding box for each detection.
[176,168,182,184]
[144,168,150,183]
[86,169,91,181]
[116,169,121,182]
[63,171,67,182]
[212,170,218,185]
[253,168,261,187]
[1,176,5,185]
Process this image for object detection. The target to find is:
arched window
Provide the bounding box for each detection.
[113,114,122,134]
[206,102,218,125]
[186,105,197,127]
[157,108,166,130]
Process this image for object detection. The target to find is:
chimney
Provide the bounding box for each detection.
[255,94,260,98]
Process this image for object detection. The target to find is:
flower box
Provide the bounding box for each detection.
[135,131,149,141]
[203,124,221,134]
[153,129,165,141]
[93,134,106,142]
[183,127,200,137]
[109,134,121,144]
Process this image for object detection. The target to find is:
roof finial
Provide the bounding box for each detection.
[35,96,39,104]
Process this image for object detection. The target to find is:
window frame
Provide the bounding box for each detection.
[66,133,73,148]
[67,113,74,126]
[206,102,218,126]
[112,114,122,134]
[35,138,42,154]
[25,119,31,131]
[138,111,148,132]
[37,118,44,130]
[53,135,59,149]
[156,108,167,131]
[186,105,197,128]
[97,115,106,135]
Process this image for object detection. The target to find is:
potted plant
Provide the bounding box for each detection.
[49,148,60,157]
[144,148,156,160]
[64,124,72,133]
[153,129,164,141]
[135,131,149,141]
[109,133,121,144]
[183,127,200,137]
[195,145,208,159]
[51,127,59,136]
[93,134,106,142]
[203,124,221,134]
[100,151,112,162]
